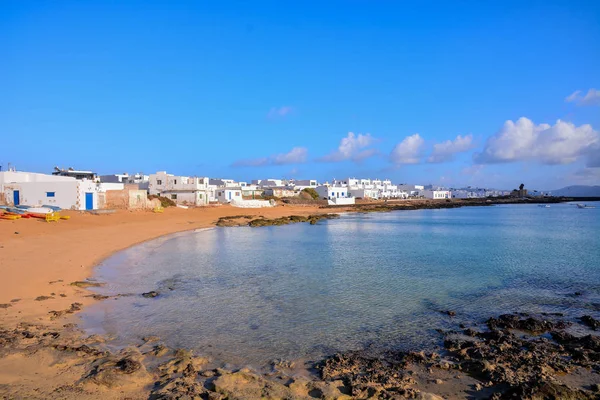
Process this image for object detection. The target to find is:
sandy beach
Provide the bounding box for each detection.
[0,205,336,399]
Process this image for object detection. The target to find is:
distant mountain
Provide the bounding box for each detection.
[550,185,600,197]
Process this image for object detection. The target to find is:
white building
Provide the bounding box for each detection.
[422,190,451,200]
[252,179,288,188]
[339,177,407,199]
[0,171,100,210]
[398,184,425,197]
[100,172,149,186]
[347,187,379,199]
[210,178,238,188]
[263,187,298,198]
[216,188,243,203]
[315,185,349,200]
[149,171,211,206]
[291,179,318,190]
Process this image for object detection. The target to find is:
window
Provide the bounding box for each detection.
[198,194,203,199]
[171,194,177,200]
[46,192,55,197]
[174,179,177,184]
[157,180,162,185]
[235,192,240,196]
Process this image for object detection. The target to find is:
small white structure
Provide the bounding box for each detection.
[216,188,243,203]
[315,185,349,200]
[0,171,100,210]
[422,190,451,199]
[328,197,355,205]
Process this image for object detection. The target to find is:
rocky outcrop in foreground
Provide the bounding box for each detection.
[1,312,598,399]
[319,313,600,399]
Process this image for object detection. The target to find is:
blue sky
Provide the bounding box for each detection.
[1,1,599,190]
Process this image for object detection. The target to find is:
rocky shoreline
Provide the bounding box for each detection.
[323,196,583,213]
[1,305,598,399]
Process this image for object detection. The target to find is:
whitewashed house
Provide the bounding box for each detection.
[340,177,407,199]
[149,171,210,206]
[398,184,425,197]
[263,187,298,198]
[100,172,150,190]
[422,190,451,199]
[291,179,318,190]
[0,170,100,210]
[216,188,243,203]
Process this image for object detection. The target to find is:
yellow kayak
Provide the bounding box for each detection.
[0,214,21,220]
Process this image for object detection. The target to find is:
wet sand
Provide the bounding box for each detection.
[1,201,598,399]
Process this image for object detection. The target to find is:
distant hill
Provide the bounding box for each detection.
[550,185,600,197]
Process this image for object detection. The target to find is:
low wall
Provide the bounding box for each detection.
[230,199,274,208]
[328,197,356,205]
[104,189,157,210]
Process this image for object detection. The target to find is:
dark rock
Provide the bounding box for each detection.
[486,314,563,334]
[142,291,159,298]
[48,303,83,320]
[35,295,54,301]
[86,294,109,300]
[500,380,596,400]
[442,310,456,317]
[0,304,12,309]
[70,281,104,288]
[579,315,600,330]
[116,357,141,374]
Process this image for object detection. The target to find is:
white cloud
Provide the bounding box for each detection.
[428,134,474,163]
[232,147,307,167]
[273,147,308,165]
[267,106,294,119]
[474,117,599,166]
[320,132,377,162]
[565,89,600,106]
[390,133,424,164]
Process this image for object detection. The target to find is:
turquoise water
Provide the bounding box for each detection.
[81,203,600,366]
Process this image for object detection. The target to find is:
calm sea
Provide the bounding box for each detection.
[81,202,600,366]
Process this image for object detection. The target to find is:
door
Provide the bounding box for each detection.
[13,190,20,205]
[228,191,231,200]
[85,192,94,210]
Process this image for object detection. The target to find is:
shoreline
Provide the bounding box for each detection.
[1,200,598,399]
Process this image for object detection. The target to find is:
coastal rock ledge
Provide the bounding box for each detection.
[0,312,598,399]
